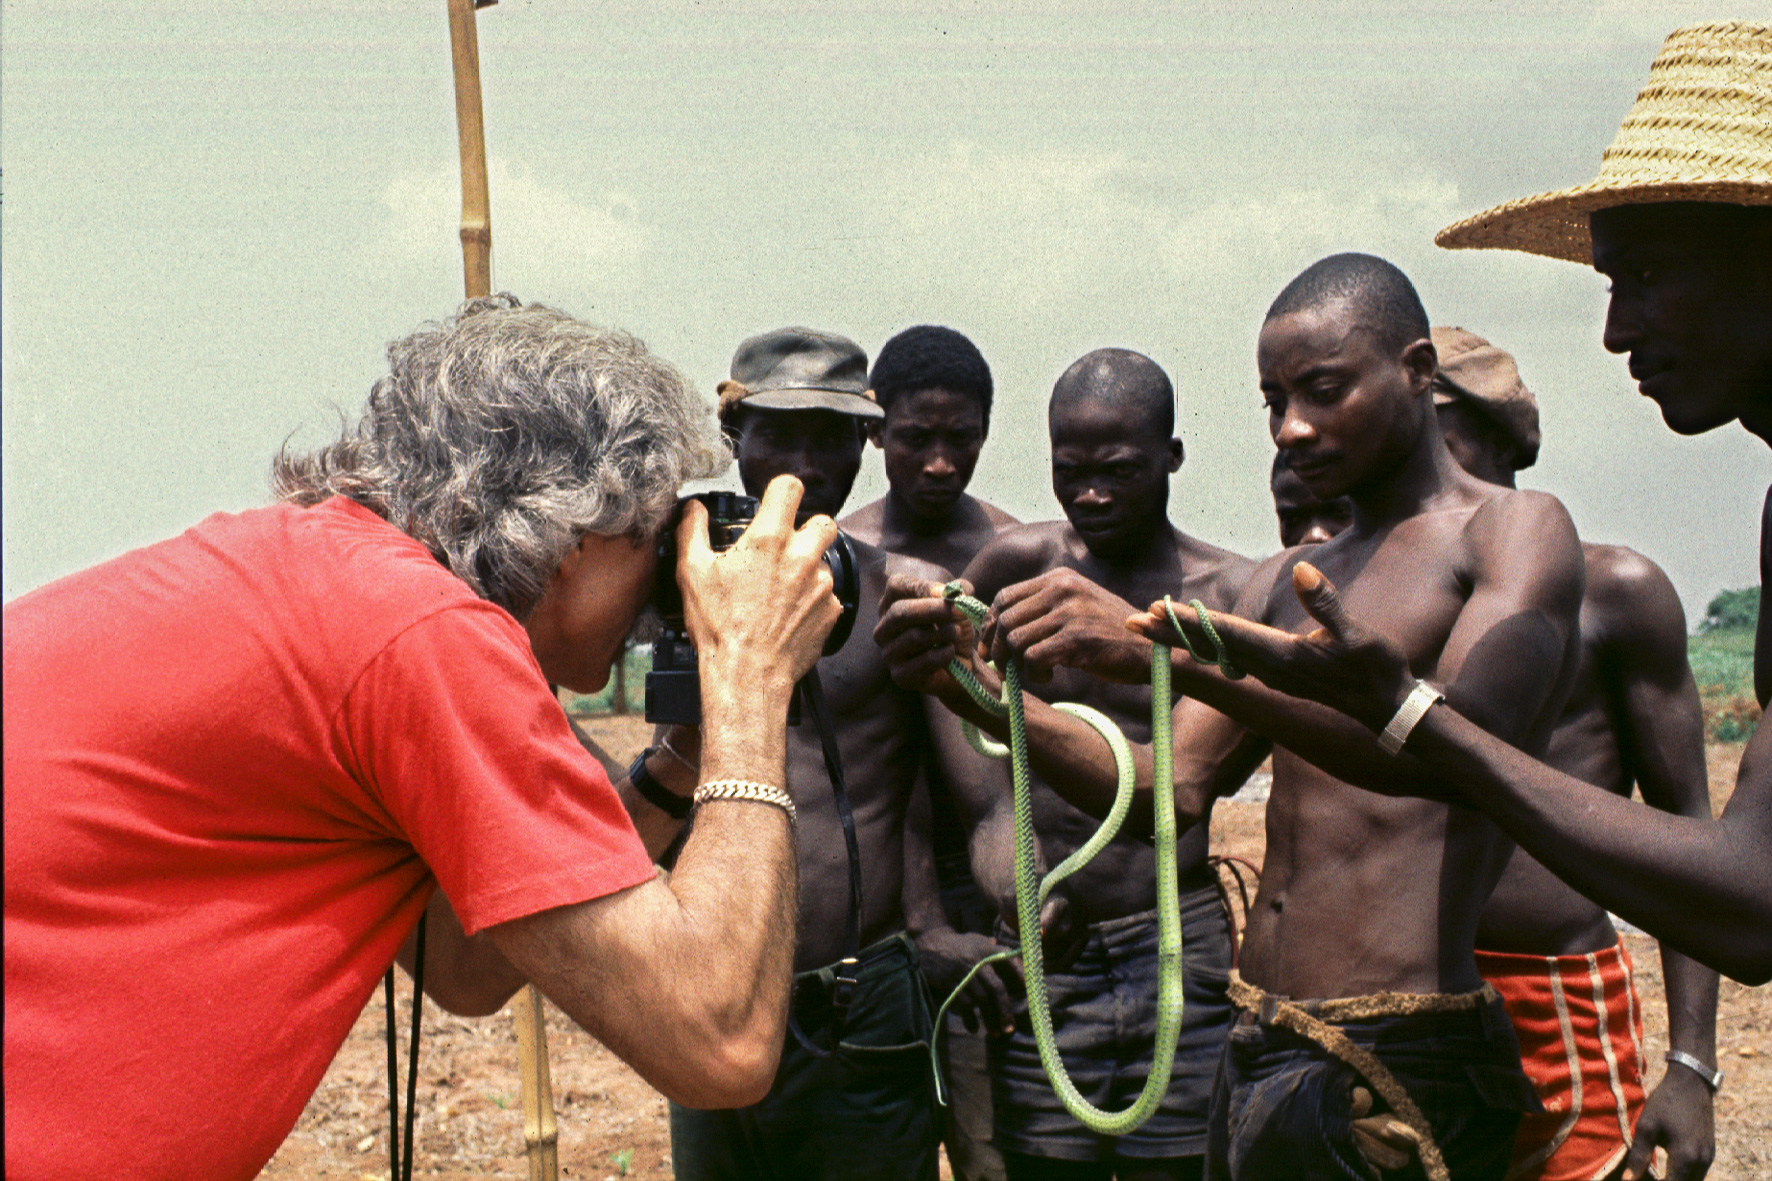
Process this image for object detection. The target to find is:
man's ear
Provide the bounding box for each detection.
[866,419,885,449]
[1402,337,1438,396]
[1168,438,1185,473]
[551,533,592,585]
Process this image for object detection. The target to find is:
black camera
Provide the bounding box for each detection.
[644,492,860,726]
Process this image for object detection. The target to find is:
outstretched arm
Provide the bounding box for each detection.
[1173,560,1772,986]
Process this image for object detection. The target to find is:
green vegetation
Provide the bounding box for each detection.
[1691,587,1758,743]
[1701,585,1760,633]
[561,645,652,718]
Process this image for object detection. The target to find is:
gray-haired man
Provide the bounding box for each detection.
[5,296,840,1181]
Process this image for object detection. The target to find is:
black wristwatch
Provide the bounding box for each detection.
[627,748,693,820]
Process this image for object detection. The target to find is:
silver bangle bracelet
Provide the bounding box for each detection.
[693,779,797,827]
[1665,1049,1723,1092]
[1378,680,1445,756]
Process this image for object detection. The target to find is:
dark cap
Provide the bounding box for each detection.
[1431,326,1541,470]
[717,327,883,423]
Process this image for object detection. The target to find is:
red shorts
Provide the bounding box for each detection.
[1475,939,1646,1181]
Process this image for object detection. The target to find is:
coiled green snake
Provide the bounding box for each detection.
[927,583,1239,1135]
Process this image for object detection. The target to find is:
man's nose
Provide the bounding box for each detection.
[923,450,957,478]
[1074,485,1110,507]
[1273,408,1315,450]
[1601,292,1638,357]
[1302,522,1336,545]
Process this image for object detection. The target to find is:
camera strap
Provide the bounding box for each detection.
[384,912,426,1181]
[785,667,863,1059]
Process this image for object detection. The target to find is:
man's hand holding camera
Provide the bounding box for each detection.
[675,474,844,785]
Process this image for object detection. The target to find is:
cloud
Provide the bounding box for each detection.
[381,157,652,266]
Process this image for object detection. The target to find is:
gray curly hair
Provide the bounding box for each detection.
[273,294,727,618]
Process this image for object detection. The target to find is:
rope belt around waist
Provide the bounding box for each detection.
[1226,971,1500,1181]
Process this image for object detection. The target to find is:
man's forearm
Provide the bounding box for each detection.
[488,671,800,1109]
[1167,656,1447,796]
[1413,705,1772,985]
[1662,945,1719,1065]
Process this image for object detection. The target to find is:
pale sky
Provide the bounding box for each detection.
[4,0,1767,620]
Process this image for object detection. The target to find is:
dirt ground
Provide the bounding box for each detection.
[260,726,1770,1180]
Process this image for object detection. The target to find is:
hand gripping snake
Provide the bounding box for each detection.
[927,583,1239,1136]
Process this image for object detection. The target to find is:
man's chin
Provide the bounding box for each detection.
[1645,381,1742,436]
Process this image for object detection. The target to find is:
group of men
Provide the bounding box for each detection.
[6,17,1767,1181]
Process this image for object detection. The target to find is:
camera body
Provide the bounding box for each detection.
[644,491,860,726]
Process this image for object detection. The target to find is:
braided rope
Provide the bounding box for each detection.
[929,583,1183,1135]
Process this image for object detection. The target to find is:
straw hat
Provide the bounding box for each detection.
[1436,20,1772,263]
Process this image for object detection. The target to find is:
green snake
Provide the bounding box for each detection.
[927,583,1239,1136]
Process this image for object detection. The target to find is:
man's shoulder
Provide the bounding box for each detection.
[1173,529,1261,606]
[1466,484,1572,533]
[1580,542,1687,647]
[968,520,1071,571]
[838,497,886,545]
[1462,485,1582,571]
[969,494,1020,529]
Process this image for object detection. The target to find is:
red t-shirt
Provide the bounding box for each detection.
[3,498,657,1181]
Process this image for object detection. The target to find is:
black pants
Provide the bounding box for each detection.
[670,934,940,1181]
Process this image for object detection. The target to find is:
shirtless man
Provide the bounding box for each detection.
[1155,23,1772,997]
[1265,327,1719,1180]
[1432,326,1718,1181]
[895,255,1588,1179]
[660,327,976,1181]
[843,324,1019,1181]
[898,347,1258,1181]
[1270,450,1353,549]
[844,324,1018,572]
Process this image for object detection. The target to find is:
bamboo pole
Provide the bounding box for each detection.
[448,0,494,299]
[513,986,560,1181]
[445,4,561,1179]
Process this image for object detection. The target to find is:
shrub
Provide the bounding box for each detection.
[1701,586,1759,633]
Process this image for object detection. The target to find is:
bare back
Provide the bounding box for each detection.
[966,521,1254,921]
[1244,484,1583,997]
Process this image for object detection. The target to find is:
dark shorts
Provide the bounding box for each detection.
[1205,994,1539,1181]
[670,933,940,1181]
[990,885,1236,1162]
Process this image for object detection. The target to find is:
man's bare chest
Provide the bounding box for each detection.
[1268,528,1473,669]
